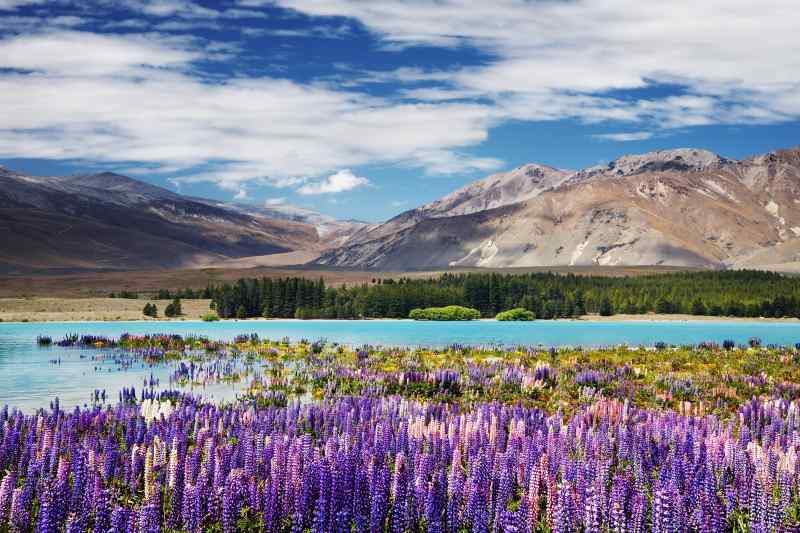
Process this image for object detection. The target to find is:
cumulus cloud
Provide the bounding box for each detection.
[276,0,800,127]
[0,31,496,191]
[3,0,800,197]
[297,169,370,195]
[0,31,198,75]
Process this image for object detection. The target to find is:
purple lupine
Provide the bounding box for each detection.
[37,480,56,533]
[553,480,575,533]
[4,340,800,533]
[110,506,130,533]
[0,470,16,523]
[583,483,600,533]
[137,504,161,533]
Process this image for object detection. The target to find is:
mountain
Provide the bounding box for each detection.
[0,167,335,273]
[192,198,368,249]
[316,147,800,270]
[342,162,571,247]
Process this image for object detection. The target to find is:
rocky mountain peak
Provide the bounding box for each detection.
[575,148,732,182]
[418,162,570,218]
[745,146,800,167]
[518,162,569,181]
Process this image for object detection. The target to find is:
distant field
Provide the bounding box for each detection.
[0,298,213,322]
[0,264,704,298]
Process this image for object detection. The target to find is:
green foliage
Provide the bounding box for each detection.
[155,269,800,320]
[155,287,207,300]
[294,307,314,319]
[164,297,182,318]
[110,290,138,299]
[495,307,535,321]
[408,305,481,321]
[691,298,708,315]
[142,303,158,318]
[201,313,219,322]
[599,296,614,316]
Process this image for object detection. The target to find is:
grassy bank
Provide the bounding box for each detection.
[0,297,213,322]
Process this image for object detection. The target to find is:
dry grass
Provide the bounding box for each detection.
[579,312,800,323]
[0,298,213,322]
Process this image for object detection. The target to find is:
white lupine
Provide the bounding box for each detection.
[140,398,174,421]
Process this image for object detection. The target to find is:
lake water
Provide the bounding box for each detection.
[3,318,800,411]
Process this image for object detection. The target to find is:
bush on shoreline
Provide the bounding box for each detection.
[164,297,182,317]
[496,307,535,321]
[142,303,158,318]
[409,305,481,321]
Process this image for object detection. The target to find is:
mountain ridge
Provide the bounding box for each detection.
[5,145,800,274]
[316,146,800,271]
[0,168,358,274]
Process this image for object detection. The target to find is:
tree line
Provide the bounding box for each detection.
[198,270,800,320]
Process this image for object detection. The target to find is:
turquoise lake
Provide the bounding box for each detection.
[3,318,800,411]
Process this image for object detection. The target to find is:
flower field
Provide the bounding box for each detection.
[3,334,800,531]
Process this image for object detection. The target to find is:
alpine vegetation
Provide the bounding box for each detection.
[3,334,800,531]
[0,389,798,532]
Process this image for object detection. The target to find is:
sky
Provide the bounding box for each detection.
[0,0,799,222]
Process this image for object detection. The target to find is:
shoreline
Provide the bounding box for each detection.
[1,314,799,326]
[1,297,798,324]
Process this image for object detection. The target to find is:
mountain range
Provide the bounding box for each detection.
[317,146,800,271]
[2,145,800,274]
[0,166,363,274]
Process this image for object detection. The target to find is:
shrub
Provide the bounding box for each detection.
[201,313,220,322]
[408,305,481,321]
[599,297,614,316]
[295,307,313,319]
[112,290,139,299]
[495,308,535,321]
[164,297,182,318]
[142,303,158,318]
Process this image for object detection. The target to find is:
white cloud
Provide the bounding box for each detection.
[593,132,654,142]
[297,169,370,195]
[4,0,800,197]
[0,31,197,75]
[130,0,219,18]
[233,188,248,200]
[276,0,800,128]
[0,31,496,191]
[264,197,286,206]
[119,0,270,21]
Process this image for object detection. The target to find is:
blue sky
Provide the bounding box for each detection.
[1,0,799,222]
